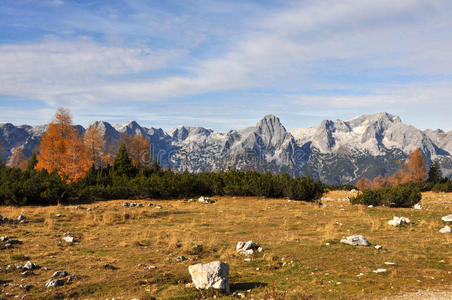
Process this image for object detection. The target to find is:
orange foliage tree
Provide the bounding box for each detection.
[357,148,426,190]
[36,108,92,182]
[121,134,151,170]
[8,147,28,170]
[84,124,111,168]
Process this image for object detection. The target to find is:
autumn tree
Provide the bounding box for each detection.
[121,134,151,170]
[36,108,92,182]
[356,177,372,190]
[404,149,426,183]
[8,147,28,170]
[84,124,111,168]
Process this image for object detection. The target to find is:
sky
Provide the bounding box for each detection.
[0,0,451,132]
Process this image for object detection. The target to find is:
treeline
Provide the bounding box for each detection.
[0,150,323,206]
[0,108,323,206]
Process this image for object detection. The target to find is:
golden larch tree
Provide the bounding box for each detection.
[36,108,92,181]
[405,148,426,182]
[121,134,151,170]
[84,124,109,168]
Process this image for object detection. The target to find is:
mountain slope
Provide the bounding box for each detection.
[1,112,451,184]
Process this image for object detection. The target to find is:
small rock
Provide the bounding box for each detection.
[17,215,26,221]
[385,262,396,265]
[20,284,33,291]
[23,261,38,270]
[52,270,68,278]
[439,225,452,233]
[123,202,130,207]
[388,216,411,227]
[130,203,137,207]
[373,268,387,273]
[375,245,382,250]
[441,214,452,222]
[63,236,74,243]
[155,205,162,209]
[0,236,9,242]
[148,203,154,206]
[244,258,251,262]
[188,261,230,293]
[368,205,374,208]
[414,203,422,210]
[137,203,143,207]
[340,235,371,246]
[145,265,157,270]
[236,240,261,255]
[198,196,214,204]
[55,214,62,217]
[176,256,187,262]
[45,278,65,288]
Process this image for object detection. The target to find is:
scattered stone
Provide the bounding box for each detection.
[63,236,74,243]
[198,196,214,204]
[191,244,203,253]
[368,205,374,208]
[123,202,130,207]
[414,203,422,210]
[15,263,23,269]
[52,270,68,278]
[55,214,62,217]
[148,203,154,207]
[155,205,163,209]
[439,225,452,233]
[385,262,396,265]
[236,241,261,255]
[441,214,452,222]
[350,189,358,193]
[176,256,187,262]
[145,265,157,270]
[130,203,137,207]
[103,263,118,270]
[21,270,31,276]
[340,235,371,246]
[66,275,77,282]
[388,216,411,227]
[20,284,33,291]
[0,236,9,242]
[373,268,387,273]
[23,261,38,270]
[137,203,143,207]
[244,258,251,262]
[17,215,26,221]
[188,261,230,293]
[375,245,382,250]
[45,278,65,288]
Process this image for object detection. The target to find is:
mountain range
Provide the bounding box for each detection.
[1,112,451,185]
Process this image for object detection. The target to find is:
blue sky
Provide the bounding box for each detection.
[0,0,451,132]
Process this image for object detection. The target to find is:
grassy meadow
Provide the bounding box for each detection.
[0,191,451,299]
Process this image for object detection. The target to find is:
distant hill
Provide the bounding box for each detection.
[1,112,451,184]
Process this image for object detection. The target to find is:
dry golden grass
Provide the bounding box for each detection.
[0,192,451,299]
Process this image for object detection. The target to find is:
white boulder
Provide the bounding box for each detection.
[388,216,411,227]
[439,225,452,233]
[236,241,261,255]
[441,214,452,222]
[188,261,230,293]
[413,203,422,210]
[340,235,370,246]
